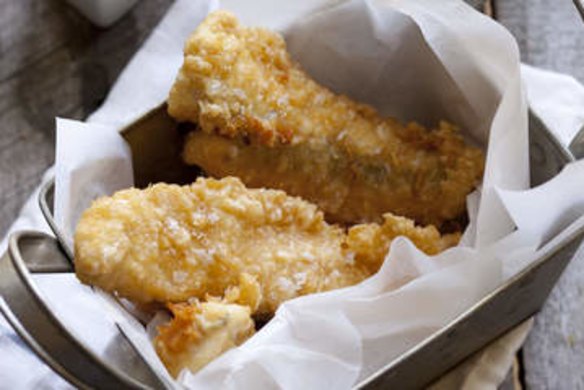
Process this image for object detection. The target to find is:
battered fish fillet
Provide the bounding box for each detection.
[168,11,484,227]
[154,300,255,377]
[347,213,461,275]
[74,177,458,315]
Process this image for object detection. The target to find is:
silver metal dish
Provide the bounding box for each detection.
[1,104,583,389]
[0,232,168,390]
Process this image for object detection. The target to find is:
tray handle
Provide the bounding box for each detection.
[0,232,170,390]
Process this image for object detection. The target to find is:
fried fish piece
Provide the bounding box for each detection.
[154,300,255,377]
[74,177,367,314]
[346,213,460,275]
[74,177,458,314]
[168,10,484,227]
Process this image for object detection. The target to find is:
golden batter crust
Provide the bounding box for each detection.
[168,11,484,227]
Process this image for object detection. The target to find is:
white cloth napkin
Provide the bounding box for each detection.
[1,1,584,388]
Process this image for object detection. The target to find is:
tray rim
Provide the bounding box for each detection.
[3,102,582,388]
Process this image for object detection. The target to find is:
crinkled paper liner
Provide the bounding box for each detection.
[20,0,584,389]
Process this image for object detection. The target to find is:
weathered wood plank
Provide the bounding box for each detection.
[0,0,71,81]
[522,247,584,389]
[496,0,584,83]
[496,1,584,388]
[0,0,172,236]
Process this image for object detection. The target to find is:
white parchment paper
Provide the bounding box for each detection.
[54,118,133,250]
[6,0,584,389]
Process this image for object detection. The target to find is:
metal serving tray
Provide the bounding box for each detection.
[1,104,583,389]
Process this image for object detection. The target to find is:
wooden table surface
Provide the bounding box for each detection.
[1,0,583,388]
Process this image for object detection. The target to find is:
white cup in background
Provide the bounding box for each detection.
[66,0,140,28]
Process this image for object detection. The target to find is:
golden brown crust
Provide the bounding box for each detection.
[168,10,484,227]
[74,177,368,314]
[75,177,460,376]
[346,213,461,274]
[74,177,459,314]
[154,301,255,377]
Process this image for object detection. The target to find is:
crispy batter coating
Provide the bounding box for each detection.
[168,11,484,227]
[155,301,255,377]
[74,177,367,314]
[75,177,459,376]
[74,177,458,314]
[346,213,460,275]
